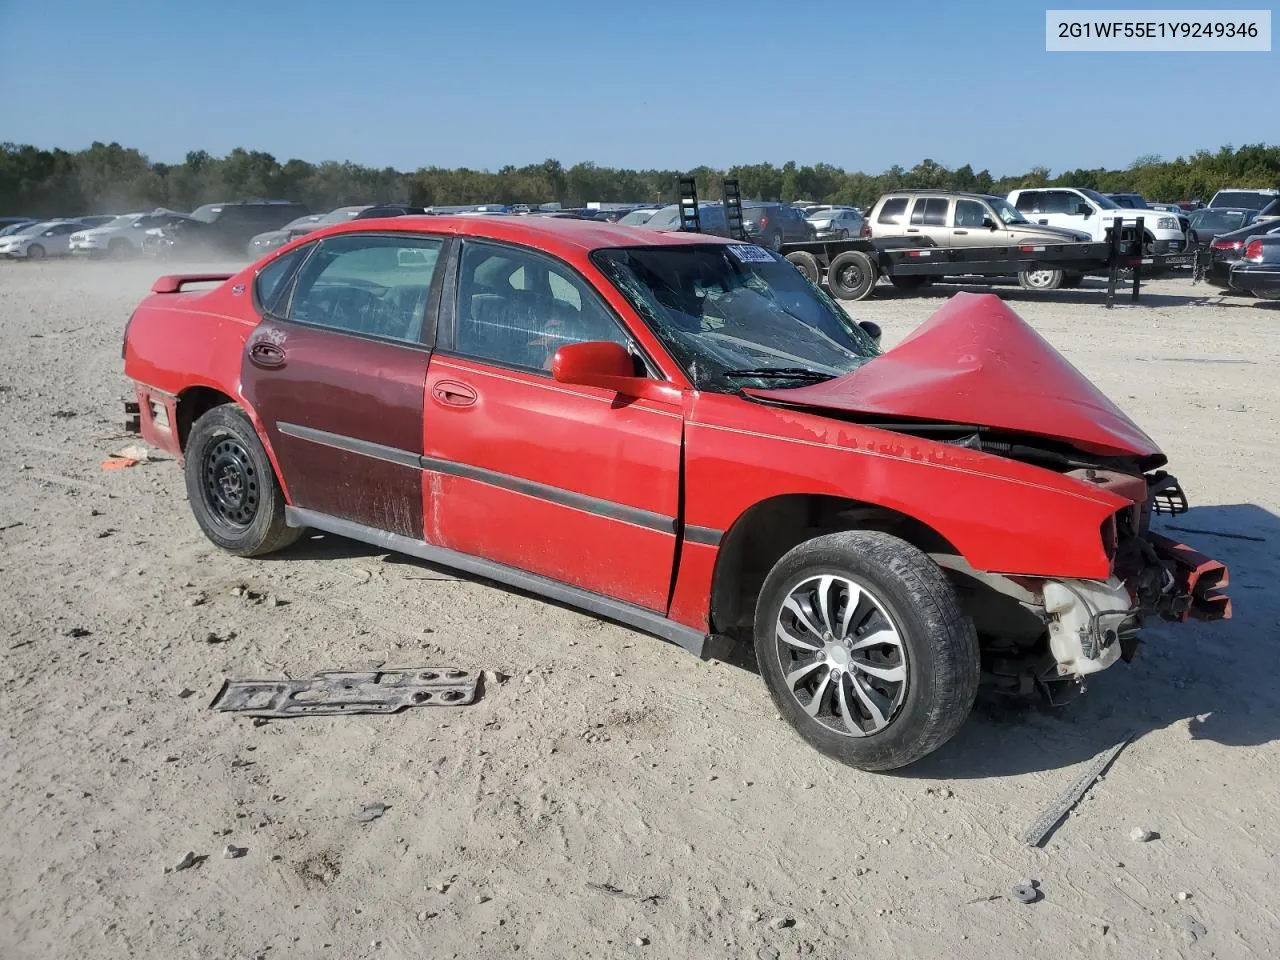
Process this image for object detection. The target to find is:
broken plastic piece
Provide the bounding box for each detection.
[1022,732,1134,846]
[209,668,478,718]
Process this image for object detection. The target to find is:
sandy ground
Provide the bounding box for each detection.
[1,259,1277,960]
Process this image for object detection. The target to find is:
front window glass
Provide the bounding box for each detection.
[189,204,222,223]
[592,244,879,393]
[1079,188,1119,210]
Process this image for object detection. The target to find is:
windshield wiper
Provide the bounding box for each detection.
[724,367,835,383]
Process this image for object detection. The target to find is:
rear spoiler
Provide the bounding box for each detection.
[151,273,234,294]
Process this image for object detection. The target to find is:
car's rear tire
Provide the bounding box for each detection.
[26,244,46,260]
[1061,271,1085,288]
[754,531,979,771]
[1018,268,1063,290]
[785,251,821,285]
[184,404,302,557]
[826,250,878,300]
[768,230,785,252]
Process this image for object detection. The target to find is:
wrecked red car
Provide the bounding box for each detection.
[122,216,1229,770]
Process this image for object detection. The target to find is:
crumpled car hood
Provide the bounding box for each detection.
[747,292,1162,459]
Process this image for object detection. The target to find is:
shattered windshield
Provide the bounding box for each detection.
[592,243,880,392]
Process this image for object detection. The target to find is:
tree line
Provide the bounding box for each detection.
[2,141,1277,218]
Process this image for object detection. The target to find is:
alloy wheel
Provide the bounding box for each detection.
[774,574,908,737]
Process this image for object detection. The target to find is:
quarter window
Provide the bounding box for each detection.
[286,234,442,343]
[877,197,908,225]
[454,242,628,373]
[254,243,312,314]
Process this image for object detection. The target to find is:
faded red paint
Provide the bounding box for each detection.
[122,215,1227,637]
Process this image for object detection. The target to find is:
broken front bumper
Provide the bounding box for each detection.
[1145,533,1231,622]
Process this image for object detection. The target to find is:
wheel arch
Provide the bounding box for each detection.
[708,493,960,635]
[175,384,293,502]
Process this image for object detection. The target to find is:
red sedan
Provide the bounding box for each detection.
[122,216,1229,770]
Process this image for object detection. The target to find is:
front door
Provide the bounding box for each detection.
[241,232,447,539]
[422,240,683,612]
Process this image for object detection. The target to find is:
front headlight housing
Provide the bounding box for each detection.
[1157,217,1178,230]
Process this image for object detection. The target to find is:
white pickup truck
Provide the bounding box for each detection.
[1007,187,1188,255]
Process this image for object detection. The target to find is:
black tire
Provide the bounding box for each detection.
[26,244,46,260]
[184,404,302,557]
[1017,268,1063,290]
[108,238,133,259]
[826,250,878,301]
[754,530,979,771]
[889,275,929,292]
[1061,271,1085,288]
[768,230,785,253]
[785,251,821,285]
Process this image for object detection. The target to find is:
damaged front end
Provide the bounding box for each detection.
[936,468,1231,704]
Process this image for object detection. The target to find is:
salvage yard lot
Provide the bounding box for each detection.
[2,261,1278,958]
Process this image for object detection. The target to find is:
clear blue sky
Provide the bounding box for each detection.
[0,0,1273,175]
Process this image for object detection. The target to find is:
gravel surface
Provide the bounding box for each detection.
[2,260,1277,959]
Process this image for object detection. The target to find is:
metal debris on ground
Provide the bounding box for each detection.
[353,802,390,823]
[1012,882,1040,904]
[1021,731,1135,847]
[209,667,479,718]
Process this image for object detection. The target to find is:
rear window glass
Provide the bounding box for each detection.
[877,198,908,225]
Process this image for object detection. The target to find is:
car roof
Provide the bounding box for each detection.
[309,214,740,255]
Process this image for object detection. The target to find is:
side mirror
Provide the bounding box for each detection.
[551,341,678,402]
[857,320,882,345]
[1076,203,1092,217]
[982,216,997,230]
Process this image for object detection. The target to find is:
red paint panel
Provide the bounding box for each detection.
[684,392,1127,582]
[749,292,1162,460]
[423,356,682,611]
[242,320,429,539]
[667,541,719,631]
[426,473,676,610]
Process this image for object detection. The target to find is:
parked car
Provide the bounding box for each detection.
[1008,187,1187,254]
[1205,218,1280,289]
[155,200,310,258]
[0,216,35,232]
[741,201,814,250]
[0,220,36,237]
[354,204,432,219]
[639,202,731,237]
[1208,187,1280,210]
[1186,208,1259,249]
[1227,234,1280,299]
[70,211,194,258]
[868,190,1092,289]
[247,206,370,258]
[805,206,867,240]
[122,216,1228,771]
[0,219,87,258]
[1105,194,1191,234]
[616,207,662,227]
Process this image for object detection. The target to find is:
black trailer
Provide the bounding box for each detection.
[677,177,1205,308]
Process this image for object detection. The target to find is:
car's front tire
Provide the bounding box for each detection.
[754,531,979,771]
[26,244,46,260]
[184,404,302,557]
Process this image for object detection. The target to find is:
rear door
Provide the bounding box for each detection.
[907,197,952,245]
[421,240,683,612]
[241,232,447,539]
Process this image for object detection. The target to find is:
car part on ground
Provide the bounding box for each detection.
[1021,732,1134,846]
[121,215,1231,771]
[210,667,479,717]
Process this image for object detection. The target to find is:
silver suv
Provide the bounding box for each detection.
[868,191,1091,247]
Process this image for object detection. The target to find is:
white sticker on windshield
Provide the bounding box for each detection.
[728,244,774,263]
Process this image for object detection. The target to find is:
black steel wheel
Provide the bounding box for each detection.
[184,404,301,556]
[785,251,821,285]
[826,250,878,300]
